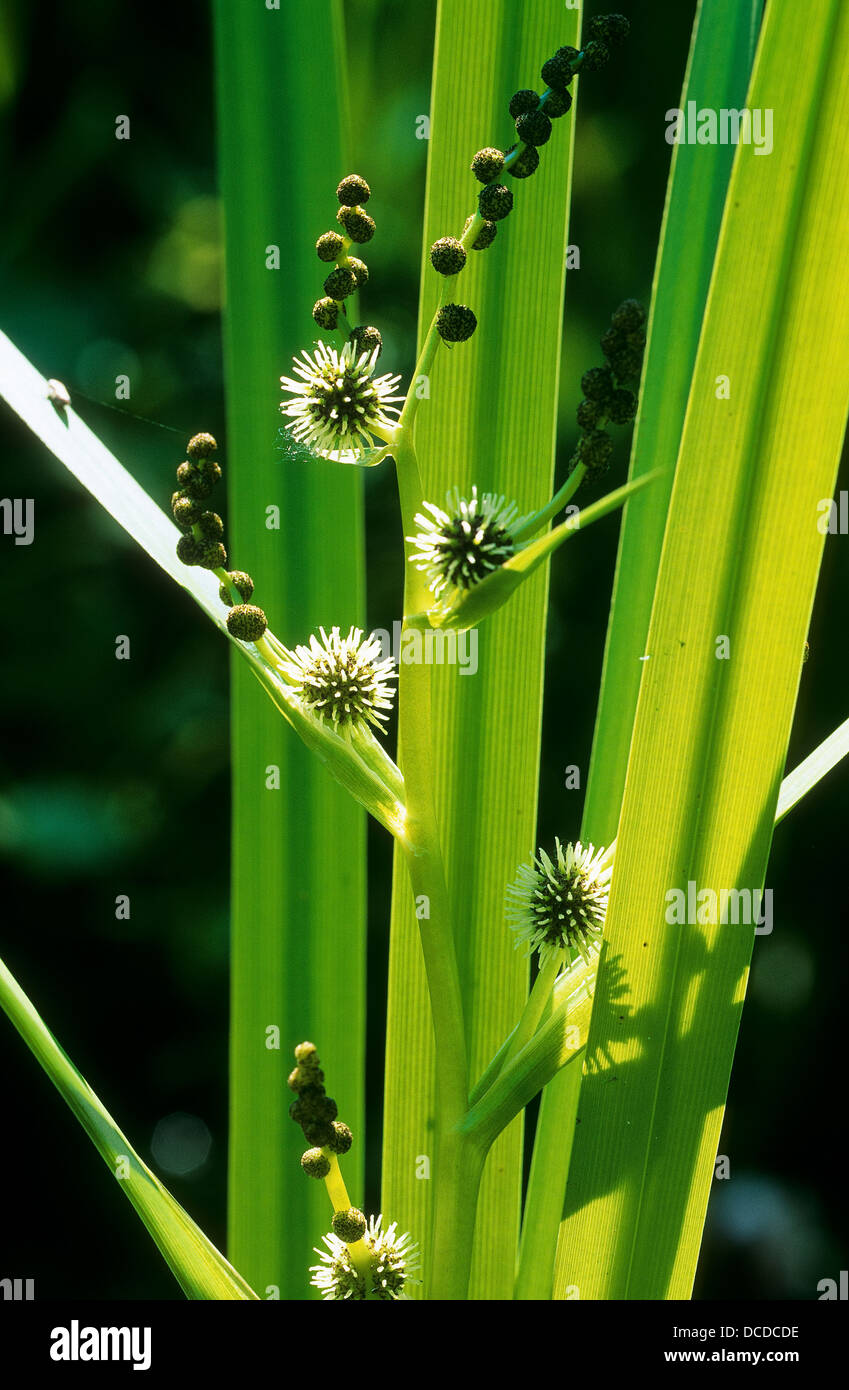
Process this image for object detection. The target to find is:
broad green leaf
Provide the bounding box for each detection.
[382,0,580,1298]
[521,0,764,1301]
[554,0,849,1298]
[212,0,367,1300]
[0,955,257,1300]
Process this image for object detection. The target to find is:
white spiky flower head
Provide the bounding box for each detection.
[506,838,614,966]
[279,341,404,462]
[277,626,397,735]
[310,1214,420,1301]
[407,486,528,598]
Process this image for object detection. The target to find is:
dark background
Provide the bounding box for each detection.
[0,0,845,1300]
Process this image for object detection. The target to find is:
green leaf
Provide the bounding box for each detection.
[521,0,765,1301]
[212,0,368,1300]
[0,955,257,1300]
[382,0,580,1298]
[554,0,849,1299]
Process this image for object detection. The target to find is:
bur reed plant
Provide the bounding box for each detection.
[1,0,848,1303]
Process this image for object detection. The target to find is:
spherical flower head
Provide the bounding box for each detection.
[436,303,477,343]
[544,88,572,119]
[336,173,371,206]
[301,1148,331,1179]
[219,570,254,607]
[581,365,616,404]
[541,49,578,90]
[606,387,638,424]
[278,625,397,735]
[576,398,603,430]
[577,428,614,480]
[347,256,369,287]
[311,1214,420,1301]
[471,147,504,183]
[408,487,527,599]
[323,265,356,300]
[506,838,614,966]
[515,108,552,147]
[187,432,217,461]
[171,490,201,528]
[463,215,498,250]
[581,39,610,71]
[336,206,375,243]
[505,143,540,179]
[313,297,340,330]
[226,603,267,642]
[316,230,345,262]
[430,236,467,276]
[509,88,540,118]
[611,298,647,333]
[478,182,513,221]
[588,14,630,46]
[349,323,382,358]
[279,341,403,463]
[607,344,644,384]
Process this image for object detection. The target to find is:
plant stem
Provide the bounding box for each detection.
[496,950,563,1076]
[392,427,471,1296]
[321,1152,376,1294]
[427,1131,487,1300]
[512,464,587,542]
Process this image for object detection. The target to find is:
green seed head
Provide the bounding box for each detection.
[611,298,647,333]
[508,88,540,119]
[301,1148,331,1180]
[544,89,573,119]
[313,297,341,330]
[187,432,217,461]
[226,603,268,641]
[541,47,579,90]
[316,230,345,262]
[197,511,224,540]
[576,398,603,430]
[607,345,644,383]
[336,206,375,242]
[197,540,227,571]
[430,236,467,276]
[436,303,477,343]
[581,365,615,403]
[471,147,505,183]
[304,1119,336,1148]
[600,326,624,359]
[588,14,630,46]
[578,428,614,479]
[219,570,255,607]
[323,265,357,301]
[349,324,382,357]
[326,1121,353,1155]
[336,174,371,206]
[332,1208,367,1244]
[176,462,218,501]
[606,387,638,424]
[295,1041,321,1069]
[478,182,513,221]
[346,256,369,287]
[505,143,540,179]
[171,490,201,528]
[463,215,498,250]
[515,109,552,147]
[176,534,202,566]
[581,39,610,71]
